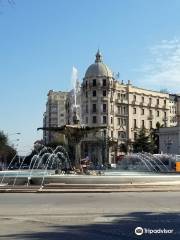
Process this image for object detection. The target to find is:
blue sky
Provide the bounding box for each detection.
[0,0,180,154]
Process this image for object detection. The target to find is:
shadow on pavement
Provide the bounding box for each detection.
[1,211,180,240]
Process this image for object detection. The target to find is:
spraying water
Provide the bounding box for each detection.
[71,66,78,108]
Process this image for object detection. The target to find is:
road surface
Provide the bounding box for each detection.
[0,192,180,239]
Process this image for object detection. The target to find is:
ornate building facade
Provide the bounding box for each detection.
[43,51,180,164]
[80,50,179,164]
[43,90,67,144]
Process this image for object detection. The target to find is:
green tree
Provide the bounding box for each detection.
[149,122,164,154]
[0,131,8,149]
[0,131,16,168]
[133,128,155,153]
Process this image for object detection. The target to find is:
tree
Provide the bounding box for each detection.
[0,131,8,149]
[133,128,155,153]
[149,122,164,154]
[0,131,16,169]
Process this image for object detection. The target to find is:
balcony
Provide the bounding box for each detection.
[115,99,121,104]
[162,104,169,110]
[155,102,159,108]
[102,110,107,114]
[147,115,154,120]
[139,102,145,106]
[163,116,168,121]
[131,100,136,105]
[110,110,114,114]
[110,97,113,102]
[101,97,108,101]
[115,112,128,117]
[91,109,98,114]
[91,96,97,101]
[115,99,128,104]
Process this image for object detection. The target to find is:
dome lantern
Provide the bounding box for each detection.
[95,49,103,63]
[84,50,113,78]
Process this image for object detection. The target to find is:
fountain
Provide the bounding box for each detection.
[0,66,180,189]
[0,148,180,188]
[117,152,175,172]
[0,145,72,186]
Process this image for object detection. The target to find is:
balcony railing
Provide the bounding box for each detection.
[101,97,108,101]
[147,115,154,120]
[163,116,168,121]
[116,99,121,104]
[110,97,113,102]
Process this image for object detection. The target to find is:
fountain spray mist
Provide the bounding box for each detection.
[71,66,78,107]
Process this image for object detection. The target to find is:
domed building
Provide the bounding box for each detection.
[80,50,174,165]
[43,50,178,167]
[80,50,118,165]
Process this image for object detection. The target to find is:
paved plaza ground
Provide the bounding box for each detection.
[0,192,180,239]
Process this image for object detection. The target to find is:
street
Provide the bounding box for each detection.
[0,192,180,239]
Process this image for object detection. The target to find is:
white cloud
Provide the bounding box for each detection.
[136,38,180,93]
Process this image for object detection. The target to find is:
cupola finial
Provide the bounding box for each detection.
[95,49,103,63]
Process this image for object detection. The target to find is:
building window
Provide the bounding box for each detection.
[164,99,166,105]
[92,90,96,97]
[86,92,88,98]
[118,92,121,99]
[93,79,96,86]
[123,106,126,114]
[142,120,145,128]
[149,109,152,115]
[103,90,107,96]
[118,118,120,125]
[103,104,106,112]
[157,110,159,117]
[149,121,152,129]
[118,106,121,114]
[142,96,144,102]
[141,109,144,115]
[103,116,107,124]
[92,104,96,113]
[133,108,136,114]
[86,117,88,124]
[134,132,137,140]
[157,99,159,105]
[149,97,152,104]
[103,79,106,86]
[123,118,126,126]
[111,117,113,124]
[134,119,137,128]
[92,116,97,123]
[111,131,113,138]
[133,95,136,101]
[86,104,88,113]
[118,131,126,140]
